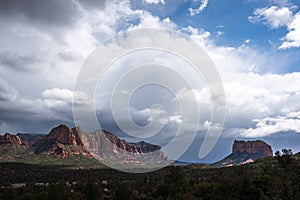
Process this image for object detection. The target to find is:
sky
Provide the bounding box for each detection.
[0,0,300,163]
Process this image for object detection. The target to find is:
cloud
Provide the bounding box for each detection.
[279,12,300,49]
[127,13,177,30]
[241,115,300,138]
[248,3,300,50]
[59,50,83,61]
[270,0,292,7]
[143,0,165,4]
[188,0,209,16]
[248,6,293,28]
[0,0,299,160]
[42,88,73,106]
[0,0,81,27]
[0,92,74,134]
[0,79,18,101]
[0,49,41,72]
[77,0,107,10]
[42,88,93,109]
[0,0,183,134]
[181,26,211,43]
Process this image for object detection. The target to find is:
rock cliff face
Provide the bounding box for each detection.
[75,127,168,162]
[233,140,273,157]
[32,125,91,158]
[46,124,84,146]
[212,140,273,167]
[0,124,169,165]
[27,124,167,163]
[0,133,22,145]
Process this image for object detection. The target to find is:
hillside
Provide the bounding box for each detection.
[0,124,169,168]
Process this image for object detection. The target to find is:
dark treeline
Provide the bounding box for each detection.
[0,152,300,200]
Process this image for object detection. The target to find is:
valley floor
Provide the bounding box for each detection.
[0,155,300,200]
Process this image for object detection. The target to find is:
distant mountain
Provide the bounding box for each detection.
[17,133,45,145]
[75,127,168,167]
[0,133,23,145]
[212,140,273,167]
[0,124,168,168]
[31,125,92,158]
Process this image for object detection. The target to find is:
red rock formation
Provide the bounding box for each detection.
[233,140,273,157]
[0,133,22,145]
[76,127,168,162]
[33,125,92,158]
[47,124,84,146]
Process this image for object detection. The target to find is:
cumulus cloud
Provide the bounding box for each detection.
[143,0,165,4]
[42,88,93,109]
[188,0,209,16]
[279,12,300,49]
[0,0,300,160]
[248,6,293,28]
[42,88,73,108]
[0,0,177,133]
[0,92,74,134]
[248,3,300,50]
[241,115,300,138]
[128,13,177,30]
[181,26,211,43]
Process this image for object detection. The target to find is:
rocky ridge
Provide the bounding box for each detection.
[212,140,274,167]
[0,133,23,145]
[0,124,168,165]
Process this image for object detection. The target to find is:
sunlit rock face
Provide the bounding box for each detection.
[46,124,84,146]
[233,140,273,157]
[0,133,22,145]
[75,127,168,163]
[32,124,92,158]
[212,140,273,167]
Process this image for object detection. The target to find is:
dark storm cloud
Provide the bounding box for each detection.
[0,0,107,27]
[77,0,107,10]
[0,98,75,134]
[0,0,80,26]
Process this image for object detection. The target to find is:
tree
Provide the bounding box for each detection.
[275,149,294,168]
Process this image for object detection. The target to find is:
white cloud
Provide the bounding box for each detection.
[42,88,93,108]
[182,26,211,43]
[241,115,300,138]
[41,88,74,110]
[248,6,293,28]
[244,39,251,44]
[168,115,182,125]
[188,0,209,16]
[0,0,299,148]
[42,88,73,102]
[279,12,300,49]
[128,13,177,30]
[248,3,300,50]
[143,0,165,4]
